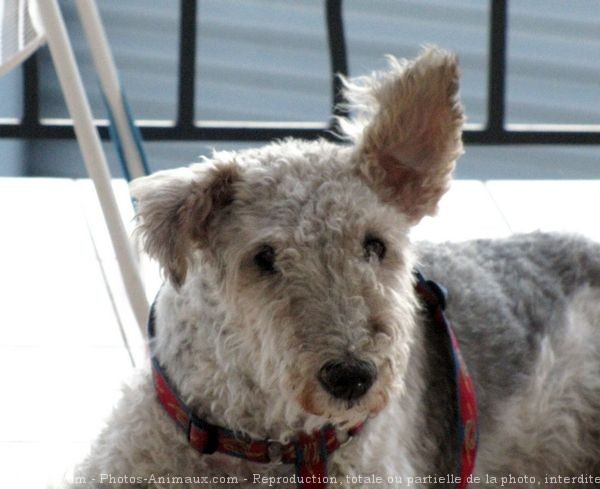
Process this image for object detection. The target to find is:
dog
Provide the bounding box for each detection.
[63,47,600,488]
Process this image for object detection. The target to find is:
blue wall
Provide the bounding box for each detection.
[1,0,599,179]
[0,66,24,175]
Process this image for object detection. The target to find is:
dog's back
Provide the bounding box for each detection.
[418,232,600,481]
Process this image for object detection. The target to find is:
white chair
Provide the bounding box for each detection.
[0,0,149,361]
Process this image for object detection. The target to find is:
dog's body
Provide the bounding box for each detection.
[64,48,600,488]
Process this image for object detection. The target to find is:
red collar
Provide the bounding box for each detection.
[148,304,364,489]
[414,271,479,488]
[149,272,479,489]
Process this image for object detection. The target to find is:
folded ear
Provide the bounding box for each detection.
[130,162,239,287]
[344,46,464,224]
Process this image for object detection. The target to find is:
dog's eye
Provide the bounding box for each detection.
[254,245,277,273]
[363,236,386,261]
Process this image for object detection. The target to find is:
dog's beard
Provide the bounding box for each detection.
[233,301,408,431]
[286,358,397,428]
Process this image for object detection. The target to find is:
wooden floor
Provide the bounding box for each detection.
[1,178,599,487]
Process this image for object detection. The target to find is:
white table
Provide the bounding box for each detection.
[1,178,598,487]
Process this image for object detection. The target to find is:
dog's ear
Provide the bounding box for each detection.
[344,46,464,224]
[130,162,239,287]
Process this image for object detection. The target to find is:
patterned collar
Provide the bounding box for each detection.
[414,271,479,488]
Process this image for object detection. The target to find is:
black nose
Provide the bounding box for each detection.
[317,358,377,401]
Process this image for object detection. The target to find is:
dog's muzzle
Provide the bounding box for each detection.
[317,358,377,401]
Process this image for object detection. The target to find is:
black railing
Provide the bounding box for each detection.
[0,0,598,145]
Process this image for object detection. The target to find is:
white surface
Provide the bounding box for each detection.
[0,441,91,489]
[486,180,600,241]
[412,180,511,243]
[0,178,135,487]
[0,179,124,347]
[0,345,128,442]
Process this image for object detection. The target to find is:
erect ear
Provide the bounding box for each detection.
[344,46,464,224]
[130,162,240,288]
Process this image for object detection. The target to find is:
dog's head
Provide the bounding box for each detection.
[132,47,463,429]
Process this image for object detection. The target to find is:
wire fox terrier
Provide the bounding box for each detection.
[63,47,600,488]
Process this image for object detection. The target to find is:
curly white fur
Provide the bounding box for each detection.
[57,47,600,489]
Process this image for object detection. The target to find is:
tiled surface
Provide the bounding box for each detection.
[0,178,134,488]
[485,180,600,241]
[412,180,511,243]
[0,346,128,442]
[0,179,125,347]
[1,177,599,487]
[0,441,92,488]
